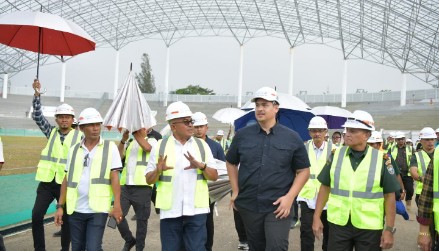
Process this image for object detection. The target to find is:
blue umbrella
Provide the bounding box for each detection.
[234,108,314,141]
[317,115,347,129]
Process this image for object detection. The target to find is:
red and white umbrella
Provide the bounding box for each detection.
[0,11,95,80]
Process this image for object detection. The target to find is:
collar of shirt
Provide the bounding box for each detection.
[347,145,369,159]
[312,141,325,151]
[255,123,279,135]
[79,137,104,150]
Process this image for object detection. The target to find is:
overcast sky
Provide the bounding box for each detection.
[10,36,429,96]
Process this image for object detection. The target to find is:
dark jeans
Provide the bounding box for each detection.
[299,202,328,251]
[402,175,414,201]
[0,234,5,251]
[328,221,382,251]
[32,180,70,251]
[69,212,107,251]
[160,214,207,251]
[117,185,152,251]
[206,203,215,251]
[233,208,247,242]
[237,206,292,251]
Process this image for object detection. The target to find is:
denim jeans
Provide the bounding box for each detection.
[69,212,107,251]
[160,214,207,251]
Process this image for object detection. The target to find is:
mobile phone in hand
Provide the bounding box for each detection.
[107,216,117,229]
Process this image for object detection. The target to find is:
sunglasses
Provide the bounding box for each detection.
[172,119,194,126]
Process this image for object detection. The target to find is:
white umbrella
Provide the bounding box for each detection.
[212,107,246,124]
[311,106,352,118]
[103,71,156,132]
[241,92,311,112]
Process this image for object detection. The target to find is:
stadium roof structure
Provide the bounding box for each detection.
[1,0,439,87]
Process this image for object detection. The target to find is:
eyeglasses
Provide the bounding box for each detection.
[332,136,341,139]
[172,119,194,126]
[309,129,326,133]
[83,153,89,167]
[346,117,374,128]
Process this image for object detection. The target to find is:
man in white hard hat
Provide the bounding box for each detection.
[214,129,230,152]
[298,116,335,251]
[389,131,414,209]
[145,101,218,251]
[226,87,310,251]
[331,131,342,146]
[31,80,82,251]
[416,127,439,251]
[411,127,437,207]
[54,107,123,251]
[191,111,227,251]
[115,126,158,251]
[313,110,399,250]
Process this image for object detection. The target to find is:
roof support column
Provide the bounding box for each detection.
[237,44,244,108]
[2,73,8,99]
[288,47,294,96]
[164,46,170,107]
[113,50,120,99]
[341,60,347,108]
[60,58,66,102]
[400,73,407,106]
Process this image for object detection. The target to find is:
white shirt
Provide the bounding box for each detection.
[65,138,122,213]
[297,141,327,210]
[145,135,217,220]
[125,137,157,185]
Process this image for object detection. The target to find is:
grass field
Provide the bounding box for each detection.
[1,136,46,176]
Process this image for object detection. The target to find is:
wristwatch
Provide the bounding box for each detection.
[384,226,396,234]
[56,203,64,209]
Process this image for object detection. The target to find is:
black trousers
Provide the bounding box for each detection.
[233,207,247,242]
[299,202,328,251]
[402,175,414,201]
[328,221,381,251]
[32,180,70,251]
[205,203,215,251]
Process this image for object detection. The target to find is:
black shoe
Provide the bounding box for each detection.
[122,239,136,251]
[53,230,62,237]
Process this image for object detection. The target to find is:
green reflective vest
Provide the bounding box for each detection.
[155,136,209,210]
[36,128,82,184]
[390,145,412,176]
[431,149,439,231]
[328,146,384,230]
[65,140,114,215]
[120,138,155,186]
[299,141,333,199]
[415,151,430,194]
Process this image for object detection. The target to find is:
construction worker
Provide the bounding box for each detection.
[31,79,82,251]
[297,116,335,251]
[54,107,123,251]
[410,127,437,207]
[145,101,218,251]
[313,110,399,250]
[214,130,230,152]
[116,128,157,251]
[389,131,414,209]
[331,131,342,147]
[226,87,310,251]
[192,111,226,251]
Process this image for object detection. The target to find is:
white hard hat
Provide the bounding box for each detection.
[73,118,78,125]
[406,138,413,143]
[78,108,103,125]
[419,127,436,139]
[217,130,224,136]
[166,101,192,121]
[389,131,397,138]
[251,87,279,104]
[342,110,375,131]
[367,131,383,143]
[55,104,75,117]
[192,112,208,126]
[436,128,439,133]
[395,131,405,139]
[308,116,328,129]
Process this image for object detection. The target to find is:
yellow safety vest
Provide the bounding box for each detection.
[328,146,384,230]
[155,136,209,210]
[65,140,114,215]
[36,128,82,184]
[120,138,154,186]
[415,151,430,194]
[431,149,439,231]
[390,145,412,176]
[299,141,333,199]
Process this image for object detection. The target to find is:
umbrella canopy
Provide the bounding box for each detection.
[311,106,352,129]
[0,11,95,79]
[103,71,156,132]
[213,107,247,124]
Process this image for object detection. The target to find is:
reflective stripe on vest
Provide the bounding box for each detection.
[155,136,209,210]
[328,146,384,230]
[431,149,439,230]
[415,151,430,194]
[390,145,412,175]
[66,140,113,215]
[120,139,152,186]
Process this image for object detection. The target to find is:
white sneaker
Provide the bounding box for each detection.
[238,241,249,250]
